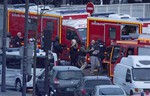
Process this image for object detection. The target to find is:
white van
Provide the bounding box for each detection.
[113,55,150,95]
[0,48,57,91]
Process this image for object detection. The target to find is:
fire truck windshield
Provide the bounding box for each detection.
[132,68,150,81]
[77,28,87,41]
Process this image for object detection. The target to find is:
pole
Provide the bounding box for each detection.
[45,50,49,96]
[22,0,29,96]
[1,0,8,92]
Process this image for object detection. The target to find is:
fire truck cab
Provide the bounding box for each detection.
[103,34,150,77]
[87,14,150,47]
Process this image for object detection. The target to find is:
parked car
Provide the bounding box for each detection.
[0,48,56,92]
[74,76,112,96]
[113,56,150,95]
[91,85,127,96]
[36,66,84,96]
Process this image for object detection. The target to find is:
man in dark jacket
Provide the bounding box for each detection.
[53,36,63,60]
[13,32,23,47]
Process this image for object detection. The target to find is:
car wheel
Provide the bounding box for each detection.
[35,85,42,96]
[15,79,22,92]
[130,90,133,95]
[49,89,54,96]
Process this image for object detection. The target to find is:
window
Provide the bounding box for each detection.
[105,46,113,61]
[57,71,83,80]
[99,88,124,95]
[112,46,121,62]
[6,55,21,69]
[66,29,78,40]
[109,27,116,39]
[127,48,134,56]
[46,21,54,31]
[84,80,112,88]
[133,68,150,81]
[126,69,131,82]
[28,18,37,31]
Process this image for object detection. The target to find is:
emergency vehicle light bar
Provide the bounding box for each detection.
[136,18,150,21]
[91,12,115,17]
[56,9,86,14]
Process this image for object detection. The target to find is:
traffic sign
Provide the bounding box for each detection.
[86,2,94,15]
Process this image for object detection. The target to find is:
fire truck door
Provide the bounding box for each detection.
[109,46,121,76]
[105,24,121,46]
[42,17,59,41]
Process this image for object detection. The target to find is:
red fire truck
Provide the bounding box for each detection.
[103,34,150,77]
[86,14,150,47]
[8,5,89,61]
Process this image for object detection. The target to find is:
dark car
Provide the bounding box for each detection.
[74,76,112,96]
[36,66,84,96]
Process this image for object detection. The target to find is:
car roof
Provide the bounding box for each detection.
[83,76,110,81]
[96,85,122,89]
[52,66,81,71]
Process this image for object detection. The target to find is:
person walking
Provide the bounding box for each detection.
[69,39,78,66]
[78,41,87,70]
[88,40,100,74]
[97,39,106,73]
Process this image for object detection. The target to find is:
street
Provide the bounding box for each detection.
[0,86,32,96]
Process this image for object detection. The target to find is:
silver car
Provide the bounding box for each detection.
[91,85,127,96]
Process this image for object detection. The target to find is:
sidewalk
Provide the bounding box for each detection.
[0,87,32,96]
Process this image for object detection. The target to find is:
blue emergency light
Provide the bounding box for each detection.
[56,9,86,14]
[136,18,150,21]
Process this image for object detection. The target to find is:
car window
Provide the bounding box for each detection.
[84,80,112,88]
[57,71,83,80]
[99,88,125,95]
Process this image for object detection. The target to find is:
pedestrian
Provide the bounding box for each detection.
[78,41,87,70]
[53,36,63,60]
[13,32,23,47]
[97,39,106,73]
[88,40,100,74]
[69,39,78,66]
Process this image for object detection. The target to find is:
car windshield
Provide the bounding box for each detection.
[57,71,83,80]
[77,28,87,41]
[99,88,125,95]
[84,80,111,88]
[132,68,150,81]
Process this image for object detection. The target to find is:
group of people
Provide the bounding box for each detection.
[9,32,106,74]
[69,38,106,74]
